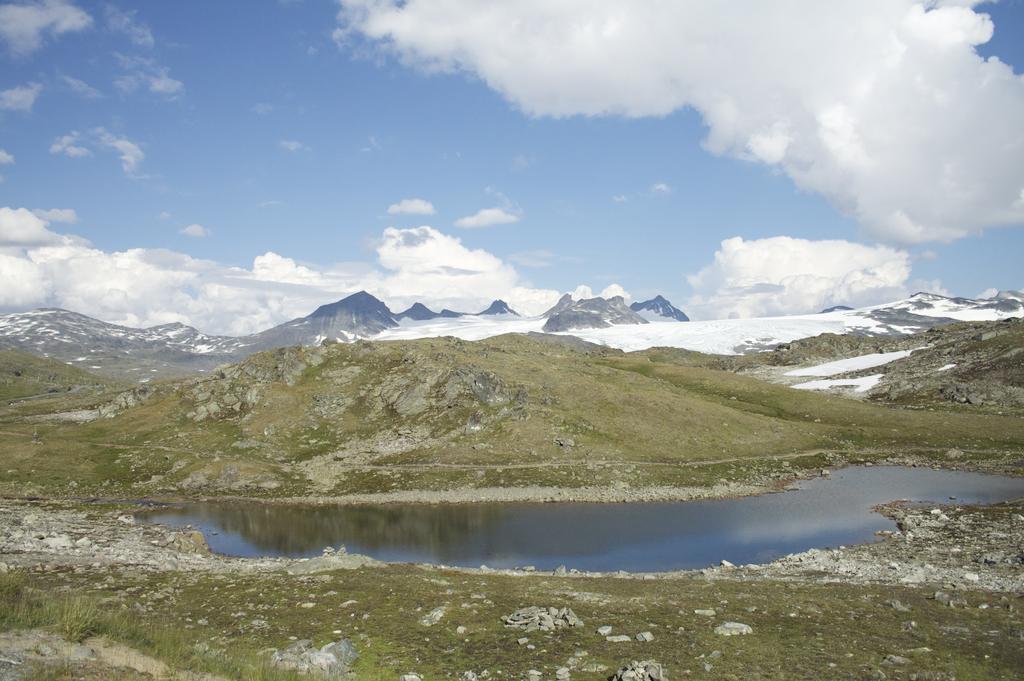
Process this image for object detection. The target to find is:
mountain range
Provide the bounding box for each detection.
[0,290,1021,380]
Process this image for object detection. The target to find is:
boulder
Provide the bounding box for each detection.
[714,622,753,636]
[611,660,665,681]
[270,638,357,678]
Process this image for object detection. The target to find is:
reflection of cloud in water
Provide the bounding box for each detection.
[139,467,1024,572]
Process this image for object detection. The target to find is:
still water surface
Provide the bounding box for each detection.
[138,466,1024,572]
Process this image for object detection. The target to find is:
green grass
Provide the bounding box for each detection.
[4,565,1022,681]
[1,333,1022,499]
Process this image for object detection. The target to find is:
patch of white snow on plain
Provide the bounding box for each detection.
[937,363,957,372]
[791,374,883,393]
[784,349,920,377]
[378,314,850,355]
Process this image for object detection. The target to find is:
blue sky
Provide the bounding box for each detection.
[1,1,1022,332]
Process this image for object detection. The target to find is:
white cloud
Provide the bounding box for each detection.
[454,207,520,228]
[0,0,91,56]
[337,1,1024,244]
[0,209,560,332]
[0,207,63,246]
[570,283,631,301]
[611,194,628,203]
[278,139,309,152]
[0,149,13,165]
[686,236,913,319]
[114,54,183,98]
[105,5,153,47]
[157,211,171,220]
[387,198,435,215]
[94,128,144,176]
[0,82,43,111]
[251,102,274,115]
[31,208,77,224]
[49,131,91,158]
[180,224,209,238]
[650,182,672,195]
[62,74,102,98]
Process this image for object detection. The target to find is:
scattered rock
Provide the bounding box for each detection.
[714,622,753,636]
[502,606,582,631]
[693,609,716,617]
[882,654,910,666]
[420,606,447,626]
[270,638,357,678]
[597,625,613,636]
[635,631,654,642]
[610,659,665,681]
[607,635,632,643]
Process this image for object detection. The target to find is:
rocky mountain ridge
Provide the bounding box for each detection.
[630,295,690,322]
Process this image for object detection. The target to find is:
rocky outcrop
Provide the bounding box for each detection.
[185,347,322,421]
[269,638,358,678]
[611,660,666,681]
[502,606,582,631]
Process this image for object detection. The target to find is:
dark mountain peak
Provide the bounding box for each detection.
[310,290,392,319]
[630,295,690,322]
[820,305,854,314]
[397,302,439,321]
[478,300,519,316]
[543,293,576,318]
[439,309,464,318]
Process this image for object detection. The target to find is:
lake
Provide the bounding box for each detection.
[138,465,1024,572]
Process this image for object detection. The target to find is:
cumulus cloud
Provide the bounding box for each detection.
[49,131,90,157]
[0,82,42,111]
[337,1,1024,243]
[0,207,63,246]
[387,198,435,215]
[454,207,520,228]
[0,209,559,332]
[105,5,153,47]
[0,149,13,165]
[31,208,77,224]
[650,183,671,195]
[180,223,209,238]
[0,0,91,56]
[571,283,632,301]
[686,236,913,319]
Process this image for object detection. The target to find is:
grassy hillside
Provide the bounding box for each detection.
[0,333,1021,499]
[0,348,117,402]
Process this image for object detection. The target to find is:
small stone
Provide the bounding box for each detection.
[420,606,447,626]
[694,609,716,616]
[606,635,632,643]
[299,602,316,609]
[527,670,542,681]
[517,637,529,646]
[597,625,613,636]
[963,572,980,583]
[456,625,468,635]
[883,655,910,666]
[556,667,571,681]
[714,622,753,636]
[400,675,423,681]
[636,631,655,642]
[719,559,735,568]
